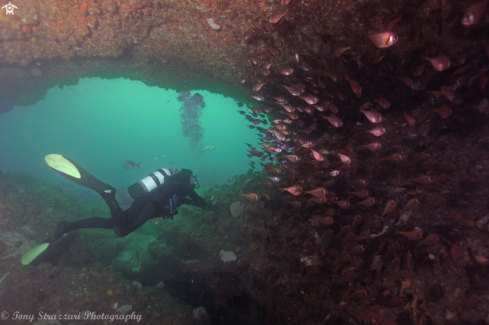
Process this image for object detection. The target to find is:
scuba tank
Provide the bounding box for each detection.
[127,168,173,199]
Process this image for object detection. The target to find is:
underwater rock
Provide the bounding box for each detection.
[132,281,142,290]
[116,305,133,314]
[219,250,237,262]
[0,230,30,257]
[230,201,243,218]
[205,18,220,30]
[113,249,143,274]
[156,281,164,289]
[193,307,207,318]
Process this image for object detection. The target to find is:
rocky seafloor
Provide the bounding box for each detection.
[0,172,270,324]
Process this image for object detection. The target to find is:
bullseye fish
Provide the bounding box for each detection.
[367,32,398,48]
[461,0,489,25]
[123,160,140,170]
[240,193,261,202]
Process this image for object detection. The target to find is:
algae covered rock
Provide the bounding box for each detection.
[219,250,237,263]
[230,201,243,218]
[112,245,145,274]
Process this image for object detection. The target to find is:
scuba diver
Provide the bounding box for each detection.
[21,154,206,265]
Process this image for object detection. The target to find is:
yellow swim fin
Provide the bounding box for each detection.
[45,154,115,194]
[45,154,81,179]
[21,243,50,265]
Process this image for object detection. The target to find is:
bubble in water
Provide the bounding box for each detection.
[178,92,205,152]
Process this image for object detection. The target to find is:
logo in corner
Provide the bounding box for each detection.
[2,1,18,15]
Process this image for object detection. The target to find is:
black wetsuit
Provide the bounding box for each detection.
[49,174,206,243]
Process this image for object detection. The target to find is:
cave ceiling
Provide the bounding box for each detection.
[0,0,486,106]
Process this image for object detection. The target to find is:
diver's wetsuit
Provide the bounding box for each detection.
[49,172,206,243]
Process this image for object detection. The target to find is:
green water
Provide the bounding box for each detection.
[0,77,260,201]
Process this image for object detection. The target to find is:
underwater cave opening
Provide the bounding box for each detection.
[0,77,263,206]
